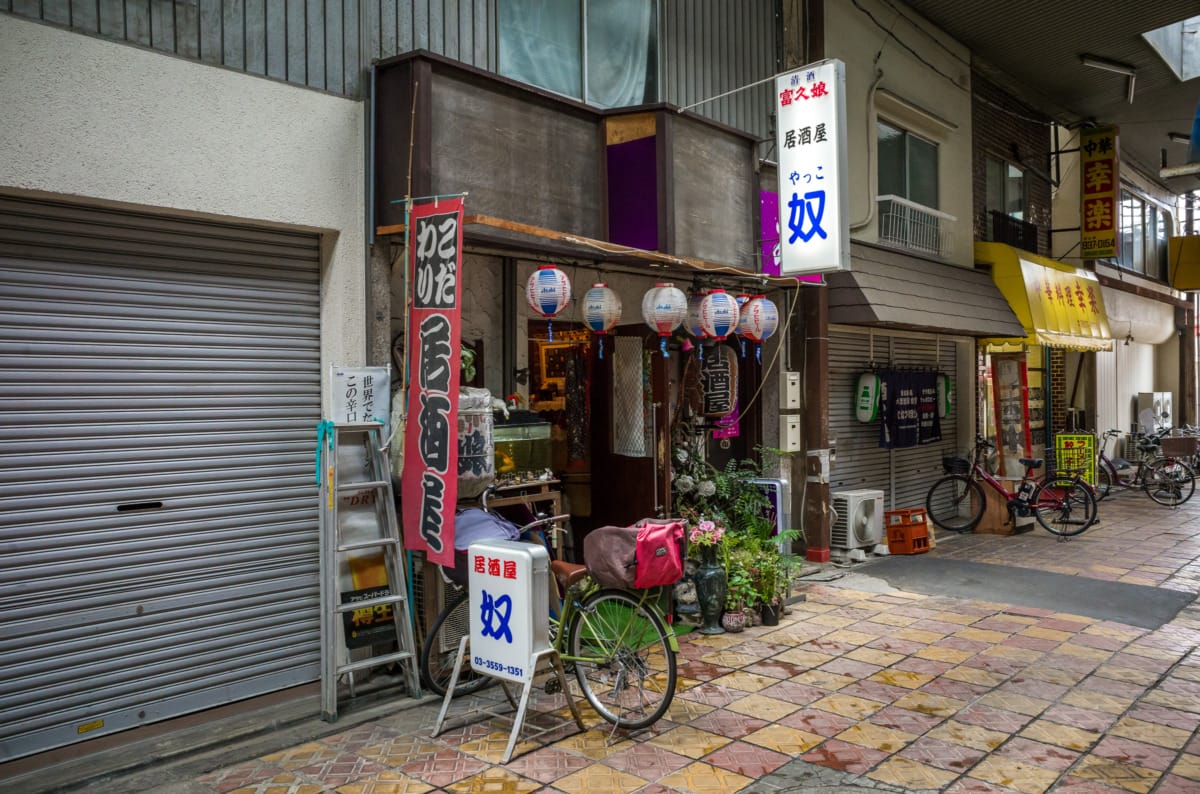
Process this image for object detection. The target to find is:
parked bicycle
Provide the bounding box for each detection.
[926,437,1097,538]
[1094,428,1195,506]
[419,496,679,729]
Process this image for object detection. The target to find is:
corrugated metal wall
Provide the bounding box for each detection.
[1,0,777,139]
[829,328,962,512]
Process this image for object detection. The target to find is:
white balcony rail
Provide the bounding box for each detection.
[876,194,956,258]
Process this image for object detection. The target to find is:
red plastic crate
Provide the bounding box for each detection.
[887,523,930,555]
[885,507,926,528]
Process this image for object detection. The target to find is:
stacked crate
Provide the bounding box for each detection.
[885,508,930,555]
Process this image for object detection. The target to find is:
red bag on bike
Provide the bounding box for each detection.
[633,519,686,589]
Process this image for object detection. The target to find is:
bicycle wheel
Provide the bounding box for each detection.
[1145,459,1196,507]
[567,588,676,729]
[925,475,985,533]
[1031,477,1096,537]
[1096,465,1113,500]
[420,590,491,698]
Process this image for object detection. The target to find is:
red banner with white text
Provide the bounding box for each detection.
[401,198,463,567]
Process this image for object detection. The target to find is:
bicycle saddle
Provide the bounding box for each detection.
[1019,457,1043,469]
[551,559,589,589]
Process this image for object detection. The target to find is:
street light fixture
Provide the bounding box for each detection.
[1080,54,1137,103]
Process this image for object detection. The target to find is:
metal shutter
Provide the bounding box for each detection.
[0,196,322,760]
[829,328,960,511]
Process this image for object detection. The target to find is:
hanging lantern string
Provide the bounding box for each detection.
[726,285,803,426]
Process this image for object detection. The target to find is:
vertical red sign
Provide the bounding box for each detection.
[402,198,464,567]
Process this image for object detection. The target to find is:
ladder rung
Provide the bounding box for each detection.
[337,538,401,553]
[336,480,391,491]
[337,649,415,675]
[336,593,408,613]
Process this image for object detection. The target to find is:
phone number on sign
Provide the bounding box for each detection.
[474,656,523,678]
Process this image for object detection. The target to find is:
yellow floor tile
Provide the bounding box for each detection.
[774,648,837,668]
[1171,752,1200,782]
[868,756,958,790]
[955,627,1009,644]
[743,723,825,754]
[1109,717,1192,750]
[552,730,634,760]
[757,629,807,646]
[969,755,1060,794]
[552,764,648,794]
[893,627,946,644]
[926,720,1009,751]
[700,650,760,668]
[1056,643,1114,661]
[1141,690,1200,714]
[647,725,730,759]
[914,646,973,664]
[1023,666,1087,687]
[820,629,878,645]
[663,697,715,723]
[1093,665,1160,686]
[1060,690,1134,716]
[868,669,932,689]
[726,693,801,721]
[869,612,919,627]
[976,691,1051,717]
[1084,625,1144,642]
[658,761,754,794]
[712,671,780,692]
[846,647,905,667]
[445,768,542,794]
[1071,754,1161,794]
[1019,719,1100,752]
[933,611,979,626]
[807,614,858,629]
[982,645,1044,663]
[791,669,855,690]
[810,693,885,720]
[1173,666,1200,683]
[1049,612,1095,624]
[835,721,917,753]
[335,770,435,794]
[891,691,966,718]
[1019,627,1072,642]
[357,738,445,767]
[943,665,1008,687]
[1120,645,1181,662]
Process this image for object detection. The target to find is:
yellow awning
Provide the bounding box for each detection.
[1169,236,1200,291]
[976,242,1113,352]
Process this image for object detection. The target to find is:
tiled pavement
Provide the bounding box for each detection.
[138,491,1200,792]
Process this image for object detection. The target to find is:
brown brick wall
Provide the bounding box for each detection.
[971,72,1053,256]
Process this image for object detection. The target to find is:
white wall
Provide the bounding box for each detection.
[826,0,974,266]
[0,15,366,395]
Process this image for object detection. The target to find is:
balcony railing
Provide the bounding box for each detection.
[988,211,1040,251]
[877,195,956,258]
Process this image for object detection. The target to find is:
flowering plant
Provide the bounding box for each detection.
[688,517,726,548]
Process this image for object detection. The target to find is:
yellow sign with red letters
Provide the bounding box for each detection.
[1080,126,1119,259]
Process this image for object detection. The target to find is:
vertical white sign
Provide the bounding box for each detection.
[330,367,390,430]
[469,540,549,683]
[775,60,850,275]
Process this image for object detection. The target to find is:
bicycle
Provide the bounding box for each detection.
[1094,428,1196,507]
[420,506,679,729]
[926,437,1097,538]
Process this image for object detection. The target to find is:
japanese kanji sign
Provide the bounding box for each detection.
[331,367,390,430]
[1055,433,1096,486]
[774,59,849,275]
[402,198,464,567]
[469,540,551,684]
[1080,126,1119,260]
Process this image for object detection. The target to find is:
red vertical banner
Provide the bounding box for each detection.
[402,198,464,567]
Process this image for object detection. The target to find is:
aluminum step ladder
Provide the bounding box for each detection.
[318,421,421,720]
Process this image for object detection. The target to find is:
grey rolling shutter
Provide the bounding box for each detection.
[0,196,322,760]
[829,329,960,511]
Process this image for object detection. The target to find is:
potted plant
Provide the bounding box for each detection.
[684,511,728,635]
[722,555,754,633]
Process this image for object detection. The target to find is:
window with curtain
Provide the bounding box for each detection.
[877,120,938,209]
[498,0,658,109]
[1118,189,1171,279]
[986,158,1026,220]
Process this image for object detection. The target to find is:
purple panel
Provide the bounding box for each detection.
[761,190,823,284]
[607,136,659,250]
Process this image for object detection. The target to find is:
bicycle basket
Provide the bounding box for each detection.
[1160,436,1199,458]
[942,454,971,475]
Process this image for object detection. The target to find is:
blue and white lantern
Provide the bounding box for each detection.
[583,283,622,359]
[642,282,687,357]
[699,289,739,341]
[526,265,572,341]
[741,295,780,362]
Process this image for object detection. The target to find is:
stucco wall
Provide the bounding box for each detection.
[826,0,974,266]
[0,15,366,398]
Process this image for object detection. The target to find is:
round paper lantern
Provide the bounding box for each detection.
[583,283,622,359]
[684,291,709,338]
[855,373,881,422]
[526,265,572,341]
[642,282,687,357]
[741,295,780,362]
[699,289,739,340]
[733,292,753,356]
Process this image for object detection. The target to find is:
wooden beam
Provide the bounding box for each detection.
[375,223,407,236]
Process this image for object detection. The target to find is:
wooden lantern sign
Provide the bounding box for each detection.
[700,344,738,418]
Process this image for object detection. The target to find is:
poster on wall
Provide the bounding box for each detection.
[401,198,464,568]
[991,355,1030,478]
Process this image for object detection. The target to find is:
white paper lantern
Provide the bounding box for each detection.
[583,283,622,358]
[526,265,572,341]
[684,290,709,338]
[741,295,780,362]
[699,289,739,341]
[735,293,754,337]
[642,282,687,357]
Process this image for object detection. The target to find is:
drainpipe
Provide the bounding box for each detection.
[849,69,885,231]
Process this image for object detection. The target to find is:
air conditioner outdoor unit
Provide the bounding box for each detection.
[831,489,885,551]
